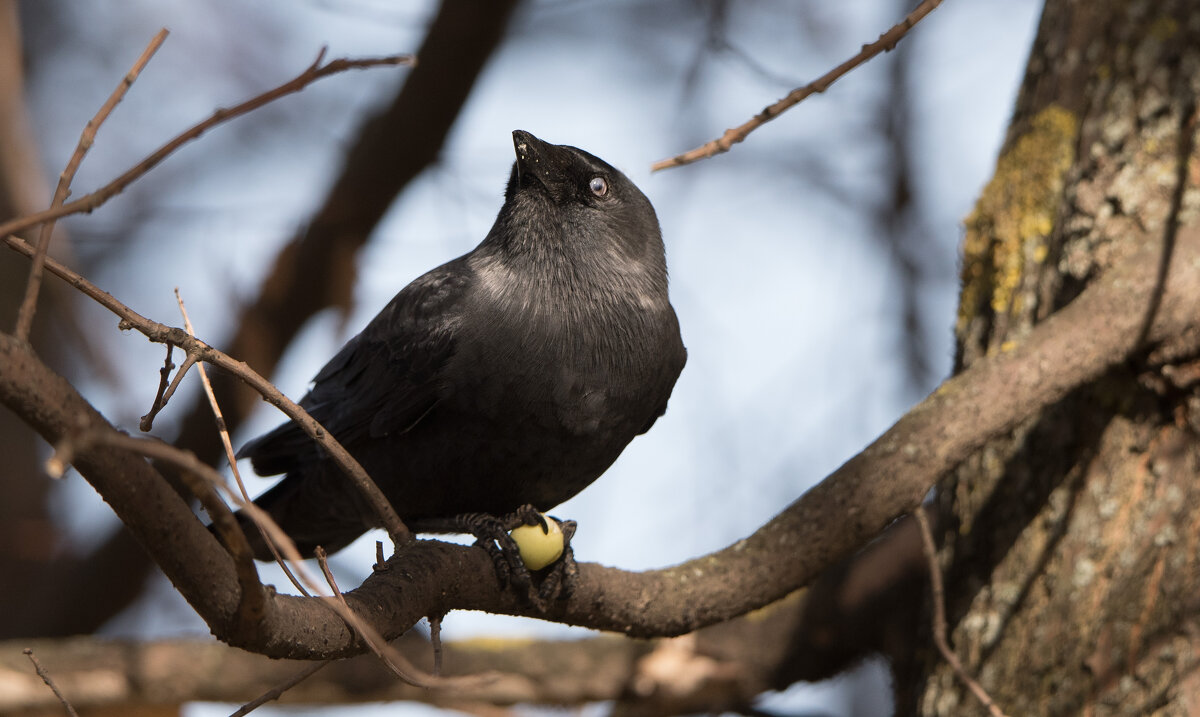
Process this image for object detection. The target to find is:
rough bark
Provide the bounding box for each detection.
[912,1,1200,714]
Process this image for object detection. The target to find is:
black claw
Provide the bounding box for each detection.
[535,540,578,603]
[410,505,579,607]
[510,504,547,532]
[407,505,578,606]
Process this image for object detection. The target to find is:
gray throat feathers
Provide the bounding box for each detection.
[469,239,669,328]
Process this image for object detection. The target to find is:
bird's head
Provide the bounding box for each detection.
[497,130,663,265]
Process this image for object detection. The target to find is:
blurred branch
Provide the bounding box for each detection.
[0,0,104,643]
[0,0,54,223]
[2,216,1197,657]
[229,660,331,717]
[652,0,944,171]
[20,649,78,717]
[874,19,940,395]
[214,0,521,407]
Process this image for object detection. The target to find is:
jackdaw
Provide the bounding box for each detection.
[235,130,686,565]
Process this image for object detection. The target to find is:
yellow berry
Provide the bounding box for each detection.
[509,515,564,570]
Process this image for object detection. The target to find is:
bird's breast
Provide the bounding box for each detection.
[448,300,672,437]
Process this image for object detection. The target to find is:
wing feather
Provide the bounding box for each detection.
[238,260,472,476]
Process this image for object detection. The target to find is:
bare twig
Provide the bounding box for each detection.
[14,29,168,340]
[228,660,331,717]
[430,614,444,676]
[316,547,480,689]
[914,509,1008,717]
[175,288,309,596]
[160,354,199,411]
[651,0,944,171]
[0,50,414,242]
[140,352,197,430]
[22,648,80,717]
[4,231,411,547]
[139,342,176,431]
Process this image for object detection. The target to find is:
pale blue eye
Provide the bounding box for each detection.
[589,176,608,196]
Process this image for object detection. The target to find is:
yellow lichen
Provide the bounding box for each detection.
[957,105,1079,340]
[741,590,804,623]
[1148,16,1178,41]
[458,636,536,651]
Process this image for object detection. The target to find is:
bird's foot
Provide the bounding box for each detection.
[440,505,577,609]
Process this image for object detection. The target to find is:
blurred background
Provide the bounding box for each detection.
[2,0,1041,714]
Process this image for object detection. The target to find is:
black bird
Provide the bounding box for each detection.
[235,130,686,561]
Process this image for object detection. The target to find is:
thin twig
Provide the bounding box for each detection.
[14,29,168,340]
[316,547,482,689]
[430,613,444,676]
[141,352,197,430]
[651,0,944,171]
[914,509,1008,717]
[0,50,414,242]
[23,648,80,717]
[140,342,176,431]
[228,660,331,717]
[175,288,310,596]
[4,231,411,547]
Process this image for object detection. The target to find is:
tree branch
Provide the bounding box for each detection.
[3,232,411,547]
[652,0,944,171]
[2,220,1196,657]
[0,51,413,242]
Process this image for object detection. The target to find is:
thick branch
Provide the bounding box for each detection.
[1,223,1195,657]
[0,549,914,717]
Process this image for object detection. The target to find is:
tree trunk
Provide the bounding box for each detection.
[910,0,1200,714]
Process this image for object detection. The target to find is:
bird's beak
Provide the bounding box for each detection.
[512,130,571,193]
[512,129,545,186]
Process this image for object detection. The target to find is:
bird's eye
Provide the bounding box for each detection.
[589,176,608,197]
